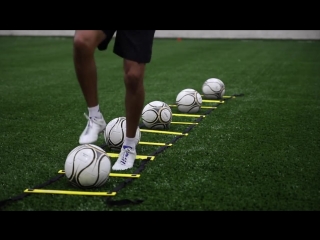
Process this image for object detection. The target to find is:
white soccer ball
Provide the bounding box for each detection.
[202,78,225,99]
[64,144,111,189]
[104,117,141,151]
[141,100,172,129]
[175,88,202,113]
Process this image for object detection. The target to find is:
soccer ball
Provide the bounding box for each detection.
[104,117,141,151]
[175,88,202,113]
[202,78,225,99]
[64,144,111,189]
[141,100,172,129]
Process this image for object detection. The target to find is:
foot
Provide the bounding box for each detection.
[79,113,107,144]
[112,145,136,170]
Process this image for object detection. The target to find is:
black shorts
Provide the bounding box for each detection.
[98,30,156,63]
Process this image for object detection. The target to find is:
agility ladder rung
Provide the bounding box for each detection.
[24,188,117,196]
[172,113,205,118]
[169,105,217,109]
[171,122,198,125]
[139,141,172,146]
[58,170,140,178]
[202,100,224,103]
[87,146,155,160]
[200,95,235,99]
[140,129,188,136]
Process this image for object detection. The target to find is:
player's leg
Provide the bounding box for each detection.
[73,30,114,144]
[123,61,146,139]
[112,30,156,170]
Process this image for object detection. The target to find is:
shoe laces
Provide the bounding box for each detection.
[120,145,133,165]
[84,113,103,127]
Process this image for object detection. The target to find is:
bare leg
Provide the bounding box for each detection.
[123,59,146,138]
[74,30,108,144]
[73,30,106,107]
[112,59,145,170]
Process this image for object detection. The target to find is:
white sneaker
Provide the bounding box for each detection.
[79,113,106,144]
[112,145,136,170]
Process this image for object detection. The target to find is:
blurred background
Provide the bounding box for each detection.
[0,30,320,39]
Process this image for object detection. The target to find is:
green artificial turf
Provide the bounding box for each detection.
[0,36,319,211]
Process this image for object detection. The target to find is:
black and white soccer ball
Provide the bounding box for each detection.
[175,88,202,113]
[141,100,172,129]
[104,117,141,151]
[64,144,112,189]
[202,78,225,99]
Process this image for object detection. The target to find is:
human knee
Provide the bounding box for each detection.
[73,31,99,53]
[125,70,144,91]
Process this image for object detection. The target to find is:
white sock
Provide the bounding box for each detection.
[123,137,137,149]
[88,105,102,118]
